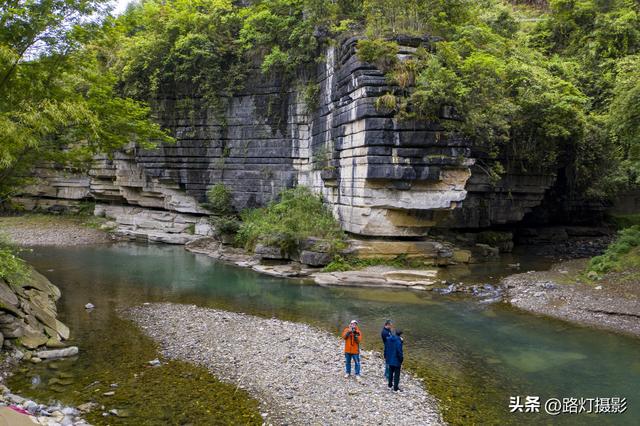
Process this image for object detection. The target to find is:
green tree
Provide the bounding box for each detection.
[115,0,244,109]
[606,54,640,185]
[0,0,171,200]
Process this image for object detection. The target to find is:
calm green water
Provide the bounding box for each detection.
[10,243,640,425]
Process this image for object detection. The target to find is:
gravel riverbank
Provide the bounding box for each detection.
[0,215,111,246]
[126,303,444,426]
[503,259,640,337]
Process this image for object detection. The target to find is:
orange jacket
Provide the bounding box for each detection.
[342,326,362,354]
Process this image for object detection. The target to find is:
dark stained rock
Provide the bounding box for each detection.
[299,251,333,267]
[254,244,287,260]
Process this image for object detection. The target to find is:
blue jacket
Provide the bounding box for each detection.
[384,335,404,367]
[381,327,392,345]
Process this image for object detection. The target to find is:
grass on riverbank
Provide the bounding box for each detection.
[587,226,640,277]
[607,213,640,229]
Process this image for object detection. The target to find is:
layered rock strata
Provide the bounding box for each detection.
[0,268,70,352]
[16,37,555,244]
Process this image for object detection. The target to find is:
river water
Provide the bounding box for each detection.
[9,243,640,425]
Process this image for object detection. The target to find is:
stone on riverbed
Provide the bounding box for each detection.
[19,325,49,349]
[251,264,312,278]
[313,267,437,290]
[0,267,70,352]
[77,402,99,413]
[46,337,66,348]
[382,270,438,287]
[34,346,78,359]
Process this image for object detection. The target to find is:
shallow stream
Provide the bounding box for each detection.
[9,243,640,425]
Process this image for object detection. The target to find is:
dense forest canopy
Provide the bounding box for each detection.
[1,0,639,203]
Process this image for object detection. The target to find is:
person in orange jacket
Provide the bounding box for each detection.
[342,320,362,380]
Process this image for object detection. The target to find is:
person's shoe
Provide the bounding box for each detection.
[344,373,350,379]
[355,375,362,382]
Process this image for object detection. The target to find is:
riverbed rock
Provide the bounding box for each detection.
[34,346,79,360]
[0,313,16,324]
[77,402,99,413]
[254,244,287,260]
[348,239,456,265]
[251,264,312,278]
[313,267,437,290]
[53,320,70,340]
[20,325,49,349]
[0,267,70,352]
[0,280,20,307]
[0,318,25,338]
[45,337,66,348]
[382,270,438,283]
[299,250,333,267]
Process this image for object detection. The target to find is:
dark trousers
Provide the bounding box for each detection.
[388,365,401,390]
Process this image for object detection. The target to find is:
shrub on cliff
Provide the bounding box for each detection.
[588,226,640,275]
[206,184,240,236]
[236,186,344,254]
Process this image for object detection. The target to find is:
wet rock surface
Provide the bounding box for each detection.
[314,267,438,291]
[127,303,444,426]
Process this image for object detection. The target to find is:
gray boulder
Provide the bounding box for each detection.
[254,244,287,260]
[299,251,333,267]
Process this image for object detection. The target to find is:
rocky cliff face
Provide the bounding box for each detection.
[0,268,70,352]
[15,37,556,240]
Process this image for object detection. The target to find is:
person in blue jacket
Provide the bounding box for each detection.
[384,329,404,391]
[380,319,393,379]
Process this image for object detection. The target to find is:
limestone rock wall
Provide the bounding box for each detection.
[133,74,306,211]
[301,37,475,236]
[16,37,556,239]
